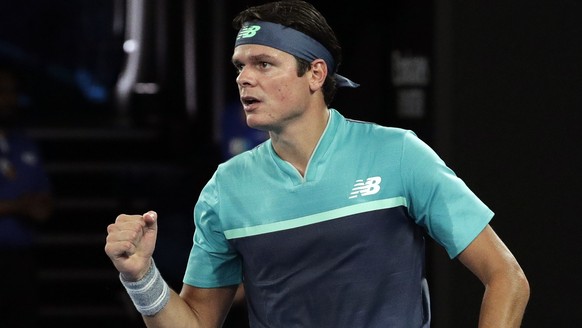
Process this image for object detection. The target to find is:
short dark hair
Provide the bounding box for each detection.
[232,0,341,105]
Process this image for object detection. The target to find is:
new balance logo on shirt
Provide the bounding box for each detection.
[349,176,382,199]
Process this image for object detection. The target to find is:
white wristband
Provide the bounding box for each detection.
[119,260,170,316]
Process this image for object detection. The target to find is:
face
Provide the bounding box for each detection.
[232,44,313,132]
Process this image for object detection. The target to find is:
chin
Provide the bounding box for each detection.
[246,120,269,132]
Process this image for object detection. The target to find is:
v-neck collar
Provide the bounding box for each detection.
[267,109,340,185]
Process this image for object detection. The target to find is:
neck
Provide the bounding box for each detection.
[270,108,330,176]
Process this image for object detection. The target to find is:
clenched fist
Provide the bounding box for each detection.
[104,210,159,281]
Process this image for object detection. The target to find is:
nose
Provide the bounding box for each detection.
[236,67,254,87]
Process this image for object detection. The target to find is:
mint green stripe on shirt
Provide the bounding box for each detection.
[223,196,408,239]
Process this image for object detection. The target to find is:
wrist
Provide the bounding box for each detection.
[120,259,153,282]
[119,259,170,316]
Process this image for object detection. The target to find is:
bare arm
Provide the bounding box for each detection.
[105,211,237,328]
[457,224,530,327]
[142,284,238,328]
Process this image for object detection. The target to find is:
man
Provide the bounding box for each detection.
[0,66,54,326]
[104,1,530,327]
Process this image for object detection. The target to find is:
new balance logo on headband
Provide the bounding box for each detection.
[237,25,261,40]
[349,177,382,199]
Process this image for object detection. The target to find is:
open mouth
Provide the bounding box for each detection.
[241,96,259,106]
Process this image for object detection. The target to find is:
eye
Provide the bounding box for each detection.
[232,62,244,73]
[259,62,271,69]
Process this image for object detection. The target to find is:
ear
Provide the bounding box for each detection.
[308,59,327,91]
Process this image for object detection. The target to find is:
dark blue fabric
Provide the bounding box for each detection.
[230,207,430,328]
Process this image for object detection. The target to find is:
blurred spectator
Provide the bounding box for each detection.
[0,66,53,327]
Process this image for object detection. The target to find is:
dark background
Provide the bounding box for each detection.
[0,0,580,327]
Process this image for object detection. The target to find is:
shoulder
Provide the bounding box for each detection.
[216,140,270,175]
[332,109,412,138]
[340,116,415,146]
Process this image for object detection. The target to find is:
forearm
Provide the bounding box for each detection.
[143,290,202,328]
[478,269,530,327]
[143,287,237,328]
[121,260,201,328]
[121,259,233,328]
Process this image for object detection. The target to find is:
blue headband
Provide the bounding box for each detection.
[235,21,359,88]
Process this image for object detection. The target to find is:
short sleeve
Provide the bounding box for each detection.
[400,131,494,258]
[182,173,243,287]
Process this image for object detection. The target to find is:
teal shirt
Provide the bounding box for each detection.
[183,108,493,327]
